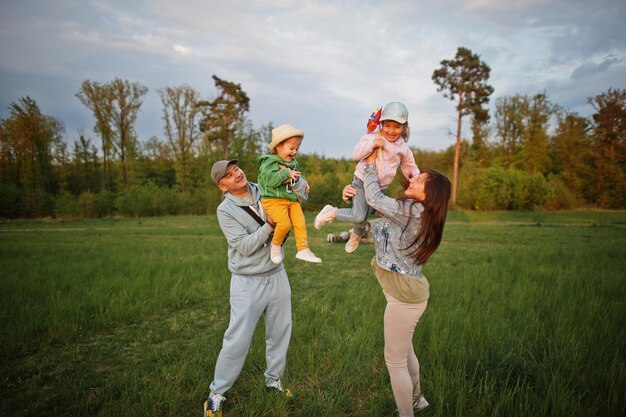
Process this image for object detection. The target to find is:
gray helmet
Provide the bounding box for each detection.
[380,102,408,124]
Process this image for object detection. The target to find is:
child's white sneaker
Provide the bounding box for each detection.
[314,205,336,229]
[344,232,361,253]
[270,243,283,264]
[295,248,321,263]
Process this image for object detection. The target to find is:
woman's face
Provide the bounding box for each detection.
[380,120,404,142]
[405,172,428,201]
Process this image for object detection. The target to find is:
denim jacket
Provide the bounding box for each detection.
[363,164,424,278]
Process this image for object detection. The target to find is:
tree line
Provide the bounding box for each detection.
[1,47,624,218]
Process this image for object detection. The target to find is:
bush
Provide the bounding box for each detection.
[116,183,161,217]
[189,187,213,215]
[0,184,25,218]
[156,187,181,215]
[545,174,579,210]
[515,171,553,210]
[94,191,116,217]
[471,166,552,211]
[78,191,96,218]
[55,192,81,217]
[307,172,345,211]
[24,190,55,217]
[473,166,512,210]
[204,186,223,214]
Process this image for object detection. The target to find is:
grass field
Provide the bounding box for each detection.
[1,210,625,417]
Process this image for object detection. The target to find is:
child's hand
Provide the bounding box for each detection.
[305,184,310,194]
[342,184,357,203]
[373,137,385,149]
[287,168,301,181]
[278,164,301,183]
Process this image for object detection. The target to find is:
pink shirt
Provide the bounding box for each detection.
[352,132,419,187]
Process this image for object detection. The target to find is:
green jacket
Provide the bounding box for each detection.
[257,154,306,201]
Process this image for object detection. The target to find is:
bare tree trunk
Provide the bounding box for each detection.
[452,101,463,207]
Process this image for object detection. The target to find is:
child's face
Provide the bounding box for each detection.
[381,120,405,142]
[275,136,302,162]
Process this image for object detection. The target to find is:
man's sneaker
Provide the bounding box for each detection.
[344,232,361,254]
[413,394,430,411]
[203,392,225,417]
[295,248,321,263]
[266,379,294,398]
[314,205,336,229]
[270,243,283,264]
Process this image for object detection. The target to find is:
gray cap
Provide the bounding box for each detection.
[380,102,408,124]
[211,159,238,185]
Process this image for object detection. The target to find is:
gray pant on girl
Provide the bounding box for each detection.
[209,268,292,394]
[336,177,379,238]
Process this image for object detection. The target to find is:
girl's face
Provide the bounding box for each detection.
[381,120,405,142]
[275,136,302,162]
[405,172,428,201]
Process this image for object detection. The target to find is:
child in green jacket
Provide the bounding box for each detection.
[257,124,321,264]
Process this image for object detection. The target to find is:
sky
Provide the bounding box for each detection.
[1,0,625,159]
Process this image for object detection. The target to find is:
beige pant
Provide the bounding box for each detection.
[383,291,428,417]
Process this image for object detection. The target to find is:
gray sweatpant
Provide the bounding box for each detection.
[210,268,292,395]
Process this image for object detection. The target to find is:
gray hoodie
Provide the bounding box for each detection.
[216,182,285,276]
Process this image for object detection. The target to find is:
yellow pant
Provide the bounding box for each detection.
[262,198,309,251]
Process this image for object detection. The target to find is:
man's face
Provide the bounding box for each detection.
[218,163,248,193]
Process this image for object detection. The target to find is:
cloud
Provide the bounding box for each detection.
[1,0,625,158]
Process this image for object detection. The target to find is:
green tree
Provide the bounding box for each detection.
[228,118,264,181]
[494,92,557,173]
[432,46,494,206]
[200,75,250,160]
[0,116,17,186]
[587,88,626,207]
[519,92,556,174]
[549,112,590,201]
[2,96,63,194]
[67,133,101,195]
[76,80,115,190]
[469,113,491,167]
[136,136,175,188]
[158,85,204,191]
[494,95,525,167]
[109,78,148,189]
[77,78,147,190]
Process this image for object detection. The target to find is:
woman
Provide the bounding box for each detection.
[343,150,451,417]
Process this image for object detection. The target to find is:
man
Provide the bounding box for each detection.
[204,160,293,417]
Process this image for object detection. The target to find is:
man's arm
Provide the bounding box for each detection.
[217,208,274,256]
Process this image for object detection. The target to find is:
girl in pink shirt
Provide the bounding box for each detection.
[314,102,420,253]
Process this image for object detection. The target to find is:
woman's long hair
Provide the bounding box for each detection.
[400,170,451,264]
